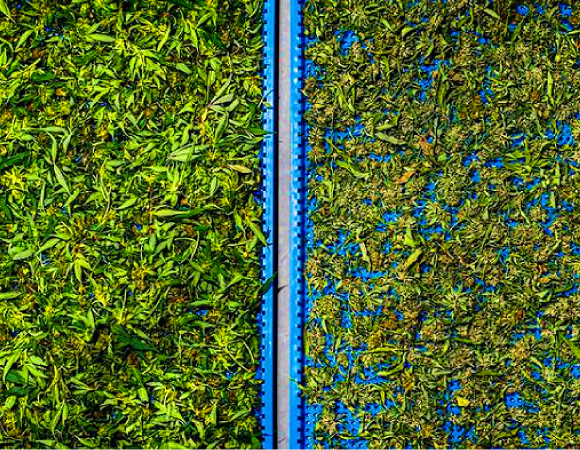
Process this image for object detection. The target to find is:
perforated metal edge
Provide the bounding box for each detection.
[288,0,307,446]
[258,0,276,446]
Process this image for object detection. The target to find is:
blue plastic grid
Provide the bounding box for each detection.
[288,0,307,446]
[258,0,276,446]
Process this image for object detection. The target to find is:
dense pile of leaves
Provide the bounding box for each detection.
[301,0,580,448]
[0,0,267,447]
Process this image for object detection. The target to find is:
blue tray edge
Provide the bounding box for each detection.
[289,0,306,446]
[259,0,276,446]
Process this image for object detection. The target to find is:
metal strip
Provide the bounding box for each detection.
[277,0,292,443]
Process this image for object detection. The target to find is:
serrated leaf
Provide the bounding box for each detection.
[29,355,46,366]
[404,248,423,270]
[212,93,235,105]
[563,336,580,360]
[13,249,34,261]
[54,165,70,194]
[62,132,72,153]
[157,26,171,52]
[0,291,22,300]
[4,350,21,383]
[138,387,148,402]
[168,145,208,162]
[401,26,416,38]
[0,0,11,19]
[336,160,368,179]
[403,225,416,247]
[228,164,253,174]
[484,8,501,20]
[161,443,189,450]
[154,208,204,218]
[49,407,62,433]
[175,63,192,74]
[16,29,34,48]
[4,396,16,409]
[73,259,83,282]
[547,71,553,101]
[38,238,60,253]
[86,33,115,43]
[376,133,406,145]
[359,242,370,264]
[48,132,57,162]
[118,197,138,210]
[247,220,267,246]
[77,437,97,448]
[377,362,405,377]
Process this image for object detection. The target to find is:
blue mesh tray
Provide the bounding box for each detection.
[288,0,307,446]
[287,1,580,449]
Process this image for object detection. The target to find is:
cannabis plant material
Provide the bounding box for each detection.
[0,0,267,448]
[301,1,580,448]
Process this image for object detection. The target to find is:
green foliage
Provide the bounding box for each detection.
[301,0,580,448]
[0,0,266,447]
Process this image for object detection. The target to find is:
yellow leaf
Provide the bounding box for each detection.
[396,169,415,185]
[228,164,253,174]
[403,249,423,270]
[359,242,370,264]
[456,396,470,407]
